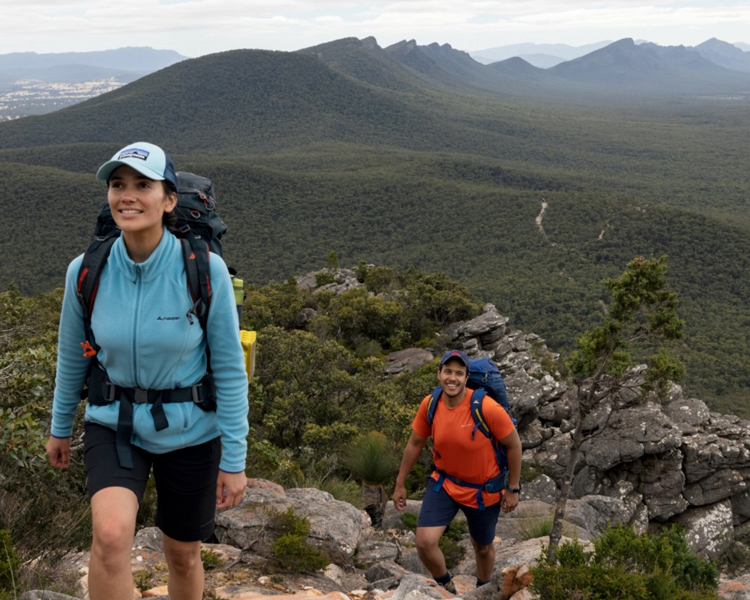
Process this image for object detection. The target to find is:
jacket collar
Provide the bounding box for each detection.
[110,228,180,283]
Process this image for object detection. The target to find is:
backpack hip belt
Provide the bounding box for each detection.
[87,362,216,469]
[433,469,506,511]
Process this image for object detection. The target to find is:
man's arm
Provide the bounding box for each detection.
[500,428,522,512]
[392,430,429,511]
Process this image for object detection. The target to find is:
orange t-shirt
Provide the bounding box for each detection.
[412,388,515,508]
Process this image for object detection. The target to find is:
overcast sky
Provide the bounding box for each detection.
[2,0,749,57]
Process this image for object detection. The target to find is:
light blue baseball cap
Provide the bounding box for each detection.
[96,141,178,190]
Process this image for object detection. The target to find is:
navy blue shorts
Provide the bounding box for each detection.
[83,422,221,542]
[417,479,500,546]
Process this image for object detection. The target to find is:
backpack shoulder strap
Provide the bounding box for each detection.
[469,389,491,440]
[76,232,119,357]
[180,234,212,333]
[470,388,513,483]
[426,387,442,428]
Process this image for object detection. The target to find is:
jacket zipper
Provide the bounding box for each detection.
[132,264,143,386]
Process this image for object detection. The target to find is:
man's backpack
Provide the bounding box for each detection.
[426,356,516,510]
[77,171,226,357]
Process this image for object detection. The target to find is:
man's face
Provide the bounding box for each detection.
[437,358,469,400]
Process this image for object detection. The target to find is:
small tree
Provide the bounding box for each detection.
[548,256,685,560]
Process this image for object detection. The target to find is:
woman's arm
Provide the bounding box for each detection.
[204,254,249,474]
[50,255,91,438]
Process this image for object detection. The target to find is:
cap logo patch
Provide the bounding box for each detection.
[118,148,150,161]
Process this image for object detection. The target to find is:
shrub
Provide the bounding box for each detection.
[520,514,554,540]
[270,507,330,573]
[132,568,154,593]
[315,477,363,509]
[272,533,330,573]
[401,512,418,530]
[201,548,223,570]
[315,272,335,287]
[530,524,719,600]
[344,431,399,485]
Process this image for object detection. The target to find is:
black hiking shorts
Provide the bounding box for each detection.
[84,422,221,542]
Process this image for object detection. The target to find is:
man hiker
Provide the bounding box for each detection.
[392,350,522,592]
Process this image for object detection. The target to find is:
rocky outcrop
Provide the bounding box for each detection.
[379,301,750,562]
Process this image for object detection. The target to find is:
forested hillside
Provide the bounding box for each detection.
[0,37,748,415]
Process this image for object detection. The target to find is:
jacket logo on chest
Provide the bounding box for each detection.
[156,316,180,321]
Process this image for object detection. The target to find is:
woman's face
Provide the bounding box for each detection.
[107,165,176,239]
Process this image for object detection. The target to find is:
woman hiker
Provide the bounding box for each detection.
[46,142,249,600]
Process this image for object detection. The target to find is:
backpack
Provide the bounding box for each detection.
[77,172,226,354]
[77,170,228,347]
[426,356,516,510]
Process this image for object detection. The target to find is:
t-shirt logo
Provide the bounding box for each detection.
[119,148,149,161]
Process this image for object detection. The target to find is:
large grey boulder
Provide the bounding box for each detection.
[675,499,735,559]
[663,396,712,432]
[214,479,368,564]
[441,303,509,345]
[580,402,682,471]
[385,348,435,375]
[527,432,573,481]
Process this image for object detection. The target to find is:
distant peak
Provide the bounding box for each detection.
[361,36,380,50]
[426,42,453,51]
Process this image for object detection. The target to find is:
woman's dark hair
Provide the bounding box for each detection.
[162,181,180,232]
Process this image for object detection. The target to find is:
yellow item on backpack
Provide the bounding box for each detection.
[240,330,257,380]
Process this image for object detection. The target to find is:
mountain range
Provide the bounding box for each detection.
[0,47,188,82]
[471,38,750,71]
[0,35,749,417]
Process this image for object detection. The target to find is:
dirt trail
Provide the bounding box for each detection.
[536,200,551,244]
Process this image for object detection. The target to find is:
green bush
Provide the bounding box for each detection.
[401,512,418,530]
[344,431,399,485]
[520,514,554,540]
[201,548,223,570]
[531,525,719,600]
[272,533,330,573]
[270,507,330,573]
[132,568,154,593]
[315,272,335,287]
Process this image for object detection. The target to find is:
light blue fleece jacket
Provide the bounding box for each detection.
[51,229,249,473]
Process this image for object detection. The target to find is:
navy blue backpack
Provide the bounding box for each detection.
[426,357,515,509]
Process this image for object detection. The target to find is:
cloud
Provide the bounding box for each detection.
[1,1,749,55]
